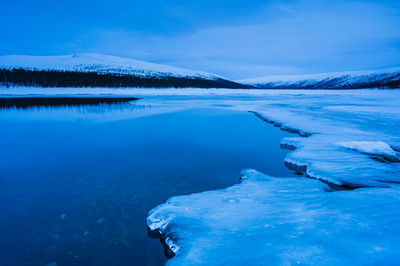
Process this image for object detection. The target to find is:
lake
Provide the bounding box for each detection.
[0,101,295,266]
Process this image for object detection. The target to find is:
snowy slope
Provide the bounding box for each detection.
[239,68,400,89]
[0,54,221,80]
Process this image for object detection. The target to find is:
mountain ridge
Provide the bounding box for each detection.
[0,54,250,89]
[1,54,399,89]
[238,68,400,89]
[0,53,221,79]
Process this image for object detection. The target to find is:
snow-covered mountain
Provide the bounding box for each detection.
[0,53,219,79]
[239,68,400,89]
[0,54,251,88]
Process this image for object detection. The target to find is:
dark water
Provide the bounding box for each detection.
[0,103,295,266]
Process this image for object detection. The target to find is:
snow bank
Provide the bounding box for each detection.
[148,169,400,265]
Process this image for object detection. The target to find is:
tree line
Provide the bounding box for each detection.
[0,68,252,89]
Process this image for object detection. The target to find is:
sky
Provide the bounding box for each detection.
[1,0,400,79]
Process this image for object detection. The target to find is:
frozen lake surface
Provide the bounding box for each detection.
[1,88,399,265]
[0,102,294,266]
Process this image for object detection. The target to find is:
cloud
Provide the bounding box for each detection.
[76,0,400,78]
[2,0,400,78]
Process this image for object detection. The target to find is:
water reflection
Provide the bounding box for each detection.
[0,97,138,109]
[0,100,179,122]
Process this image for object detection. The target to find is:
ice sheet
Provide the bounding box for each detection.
[148,169,400,265]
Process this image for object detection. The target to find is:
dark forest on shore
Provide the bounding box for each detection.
[0,68,251,89]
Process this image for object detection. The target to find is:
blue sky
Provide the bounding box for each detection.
[1,0,400,79]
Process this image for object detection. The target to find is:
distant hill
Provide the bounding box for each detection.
[0,54,251,89]
[238,68,400,89]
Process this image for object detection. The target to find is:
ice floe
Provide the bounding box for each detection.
[148,169,400,265]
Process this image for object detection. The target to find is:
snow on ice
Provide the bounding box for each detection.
[148,169,400,265]
[336,141,399,163]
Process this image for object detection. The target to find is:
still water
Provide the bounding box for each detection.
[0,102,295,266]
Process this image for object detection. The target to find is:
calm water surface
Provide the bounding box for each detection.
[0,103,295,266]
